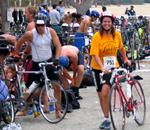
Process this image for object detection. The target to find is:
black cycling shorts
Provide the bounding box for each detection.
[32,60,59,85]
[92,69,112,92]
[77,51,84,65]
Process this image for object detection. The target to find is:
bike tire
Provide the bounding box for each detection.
[39,81,68,124]
[131,79,146,126]
[109,85,126,130]
[2,96,15,124]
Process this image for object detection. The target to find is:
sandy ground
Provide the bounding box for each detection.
[65,3,150,16]
[8,4,150,22]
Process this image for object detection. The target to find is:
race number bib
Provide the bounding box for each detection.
[103,56,116,69]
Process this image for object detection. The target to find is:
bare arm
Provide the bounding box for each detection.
[1,34,16,45]
[93,55,103,69]
[92,55,110,73]
[15,31,32,54]
[119,48,128,62]
[49,28,61,59]
[62,69,73,81]
[83,21,90,34]
[23,22,35,54]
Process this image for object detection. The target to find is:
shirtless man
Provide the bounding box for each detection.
[23,6,37,54]
[59,45,84,100]
[74,10,99,51]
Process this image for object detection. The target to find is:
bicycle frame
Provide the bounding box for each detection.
[14,62,55,99]
[114,74,133,111]
[112,68,143,113]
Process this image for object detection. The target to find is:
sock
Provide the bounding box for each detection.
[104,117,110,121]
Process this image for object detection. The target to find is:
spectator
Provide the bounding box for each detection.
[73,10,99,51]
[128,5,136,16]
[57,0,65,20]
[39,2,50,26]
[18,9,24,24]
[49,4,62,44]
[12,8,18,24]
[49,4,61,26]
[102,6,107,12]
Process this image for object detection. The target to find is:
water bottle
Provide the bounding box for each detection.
[49,102,55,112]
[126,82,131,99]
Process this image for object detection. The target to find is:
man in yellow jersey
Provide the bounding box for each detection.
[90,11,130,130]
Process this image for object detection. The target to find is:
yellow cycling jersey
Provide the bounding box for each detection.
[90,31,124,70]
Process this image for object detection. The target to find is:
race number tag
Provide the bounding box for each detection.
[103,56,116,69]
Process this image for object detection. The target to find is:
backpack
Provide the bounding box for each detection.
[62,88,80,110]
[81,67,95,87]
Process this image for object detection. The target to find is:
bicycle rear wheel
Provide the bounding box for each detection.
[39,81,68,124]
[2,97,15,124]
[109,85,126,130]
[131,79,146,126]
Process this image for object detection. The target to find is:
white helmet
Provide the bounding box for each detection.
[100,11,115,22]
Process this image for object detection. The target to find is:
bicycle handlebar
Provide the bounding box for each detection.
[39,62,54,68]
[99,67,128,85]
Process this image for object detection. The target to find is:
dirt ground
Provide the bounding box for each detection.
[65,3,150,16]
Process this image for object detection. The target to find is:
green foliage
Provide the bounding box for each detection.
[9,0,30,6]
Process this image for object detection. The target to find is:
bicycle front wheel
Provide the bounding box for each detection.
[131,79,146,126]
[109,85,126,130]
[39,81,68,124]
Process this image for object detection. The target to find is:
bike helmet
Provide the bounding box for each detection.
[100,11,115,23]
[35,13,47,25]
[90,10,100,18]
[59,56,70,68]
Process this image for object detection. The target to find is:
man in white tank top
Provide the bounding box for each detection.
[14,14,62,117]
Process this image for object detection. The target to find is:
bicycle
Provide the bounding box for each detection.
[108,67,146,130]
[0,40,15,124]
[5,57,68,124]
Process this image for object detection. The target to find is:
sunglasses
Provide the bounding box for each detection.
[36,24,45,27]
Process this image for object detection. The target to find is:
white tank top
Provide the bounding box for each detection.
[32,27,52,62]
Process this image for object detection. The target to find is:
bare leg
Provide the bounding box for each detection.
[74,65,84,87]
[101,84,111,118]
[97,92,105,116]
[43,81,62,118]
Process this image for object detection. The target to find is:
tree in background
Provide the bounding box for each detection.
[0,0,10,32]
